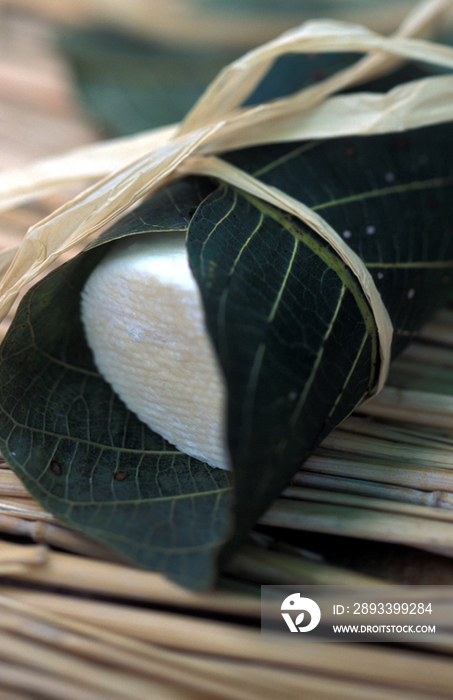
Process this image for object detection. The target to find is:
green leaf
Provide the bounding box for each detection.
[187,186,378,548]
[223,123,453,357]
[186,122,453,554]
[58,28,241,135]
[59,25,357,136]
[0,177,235,590]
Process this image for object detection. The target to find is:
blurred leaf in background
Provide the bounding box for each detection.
[58,28,241,135]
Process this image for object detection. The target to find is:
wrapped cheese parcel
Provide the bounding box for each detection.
[1,3,453,589]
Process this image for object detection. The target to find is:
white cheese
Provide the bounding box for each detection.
[81,232,230,470]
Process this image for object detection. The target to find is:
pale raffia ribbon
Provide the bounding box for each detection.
[0,0,453,397]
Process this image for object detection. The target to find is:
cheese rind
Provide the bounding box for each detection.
[81,232,230,470]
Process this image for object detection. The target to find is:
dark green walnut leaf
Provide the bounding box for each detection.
[187,187,378,549]
[1,121,453,587]
[0,178,234,590]
[222,123,453,356]
[187,123,453,549]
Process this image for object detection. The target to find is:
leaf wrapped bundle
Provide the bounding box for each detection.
[0,115,452,587]
[0,3,453,588]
